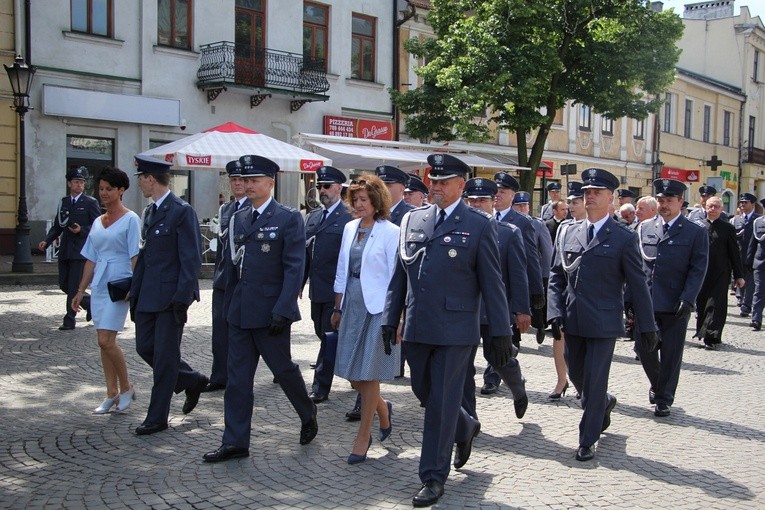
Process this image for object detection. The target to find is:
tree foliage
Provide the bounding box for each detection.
[391,0,684,195]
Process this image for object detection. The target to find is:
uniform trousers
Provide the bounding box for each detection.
[406,342,477,485]
[750,268,765,324]
[564,334,616,448]
[223,323,314,449]
[635,312,689,407]
[135,310,206,426]
[58,258,89,328]
[310,300,335,396]
[209,287,229,386]
[473,326,525,418]
[740,268,755,313]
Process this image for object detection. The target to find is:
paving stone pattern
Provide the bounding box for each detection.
[0,282,763,509]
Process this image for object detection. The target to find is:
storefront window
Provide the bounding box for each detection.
[66,135,114,204]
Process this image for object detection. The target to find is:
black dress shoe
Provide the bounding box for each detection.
[203,444,249,463]
[740,311,750,317]
[300,405,318,445]
[601,394,617,433]
[412,480,444,507]
[514,394,528,419]
[309,362,317,369]
[135,422,168,435]
[575,446,594,461]
[345,403,361,422]
[454,420,481,469]
[308,392,328,403]
[183,376,209,414]
[752,322,762,331]
[648,387,656,405]
[654,403,671,417]
[704,343,718,350]
[480,382,499,395]
[202,382,226,393]
[536,327,545,344]
[58,324,75,330]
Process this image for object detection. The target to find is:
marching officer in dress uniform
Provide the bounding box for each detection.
[462,177,530,418]
[634,179,708,418]
[493,172,545,347]
[548,168,658,462]
[688,185,728,222]
[745,199,765,331]
[376,165,415,226]
[130,155,209,436]
[539,182,562,221]
[303,165,352,403]
[404,174,429,207]
[732,192,759,317]
[513,191,554,344]
[204,160,250,393]
[203,155,317,463]
[617,189,636,206]
[383,154,513,507]
[39,166,100,330]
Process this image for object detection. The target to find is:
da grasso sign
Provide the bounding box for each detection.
[323,116,394,140]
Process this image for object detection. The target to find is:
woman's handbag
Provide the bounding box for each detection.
[107,277,132,302]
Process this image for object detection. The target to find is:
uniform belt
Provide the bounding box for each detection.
[350,271,360,278]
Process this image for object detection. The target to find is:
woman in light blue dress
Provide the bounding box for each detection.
[331,175,400,464]
[72,168,141,414]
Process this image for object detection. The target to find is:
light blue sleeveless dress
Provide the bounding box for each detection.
[81,211,141,331]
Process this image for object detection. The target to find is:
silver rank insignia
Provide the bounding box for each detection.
[261,243,270,253]
[444,236,451,243]
[448,248,457,258]
[270,232,276,239]
[257,233,264,239]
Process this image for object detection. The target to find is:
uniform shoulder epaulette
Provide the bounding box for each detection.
[688,217,707,229]
[615,221,634,233]
[276,202,299,214]
[469,207,493,220]
[497,220,519,232]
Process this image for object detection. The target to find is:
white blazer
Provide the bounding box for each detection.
[334,218,400,314]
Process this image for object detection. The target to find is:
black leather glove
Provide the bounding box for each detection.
[641,331,660,352]
[171,301,188,325]
[531,294,545,310]
[549,317,563,340]
[129,298,137,323]
[674,300,692,318]
[486,335,513,368]
[268,314,289,336]
[381,325,396,356]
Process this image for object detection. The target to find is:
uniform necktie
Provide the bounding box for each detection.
[587,224,594,244]
[663,223,669,235]
[435,209,446,228]
[71,197,77,205]
[234,201,241,211]
[251,209,260,224]
[319,209,328,225]
[495,212,501,221]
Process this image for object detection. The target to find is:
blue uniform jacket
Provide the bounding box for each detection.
[383,201,512,345]
[44,194,101,260]
[213,198,250,290]
[227,199,305,329]
[390,200,415,227]
[532,216,554,278]
[303,202,353,302]
[480,221,530,325]
[548,217,656,338]
[499,209,544,296]
[131,192,201,312]
[733,212,760,263]
[746,216,765,269]
[637,215,708,313]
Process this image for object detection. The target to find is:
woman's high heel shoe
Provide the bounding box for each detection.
[379,401,393,442]
[116,386,135,412]
[548,381,569,400]
[93,396,117,414]
[347,435,372,464]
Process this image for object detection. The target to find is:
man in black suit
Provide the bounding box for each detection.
[696,196,744,348]
[545,199,569,242]
[39,166,100,330]
[383,154,513,507]
[204,160,250,392]
[130,155,209,436]
[732,193,759,317]
[303,166,352,403]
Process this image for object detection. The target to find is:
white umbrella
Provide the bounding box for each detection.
[138,122,331,172]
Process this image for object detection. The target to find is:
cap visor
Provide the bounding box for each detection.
[429,174,462,181]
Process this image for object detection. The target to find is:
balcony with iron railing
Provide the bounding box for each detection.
[747,146,765,166]
[197,41,330,111]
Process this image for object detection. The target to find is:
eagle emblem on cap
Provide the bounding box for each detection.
[588,169,597,178]
[475,178,483,186]
[434,154,444,165]
[662,179,669,187]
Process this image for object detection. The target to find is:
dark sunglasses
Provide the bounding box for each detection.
[350,179,368,186]
[318,183,336,189]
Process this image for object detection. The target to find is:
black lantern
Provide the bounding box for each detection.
[5,54,36,272]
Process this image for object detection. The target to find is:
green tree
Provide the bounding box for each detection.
[392,0,683,197]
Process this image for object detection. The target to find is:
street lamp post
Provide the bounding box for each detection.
[5,55,36,273]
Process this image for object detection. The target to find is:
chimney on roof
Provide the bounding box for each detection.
[650,2,664,12]
[683,0,735,20]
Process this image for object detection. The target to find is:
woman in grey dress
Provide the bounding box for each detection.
[331,175,401,464]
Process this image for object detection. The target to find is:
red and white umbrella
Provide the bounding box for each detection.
[138,122,330,172]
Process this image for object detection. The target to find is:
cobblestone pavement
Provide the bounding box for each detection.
[0,281,764,509]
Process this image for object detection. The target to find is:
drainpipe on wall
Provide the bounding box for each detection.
[393,1,416,141]
[24,0,30,63]
[738,98,745,198]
